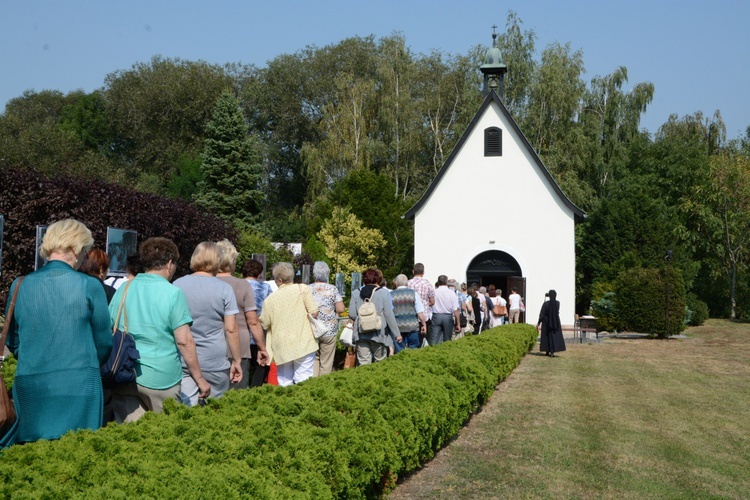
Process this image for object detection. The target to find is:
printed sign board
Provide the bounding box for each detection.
[106,227,138,276]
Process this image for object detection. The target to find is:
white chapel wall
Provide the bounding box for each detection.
[412,100,577,324]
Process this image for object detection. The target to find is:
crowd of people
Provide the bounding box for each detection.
[344,263,526,360]
[2,218,564,447]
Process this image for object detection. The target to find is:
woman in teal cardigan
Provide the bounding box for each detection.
[3,219,112,446]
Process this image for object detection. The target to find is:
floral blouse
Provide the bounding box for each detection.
[310,282,343,337]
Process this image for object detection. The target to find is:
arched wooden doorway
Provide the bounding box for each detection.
[466,250,526,321]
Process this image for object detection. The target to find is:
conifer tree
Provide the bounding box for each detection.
[195,91,263,227]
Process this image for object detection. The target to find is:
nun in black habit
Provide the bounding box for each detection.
[537,289,566,357]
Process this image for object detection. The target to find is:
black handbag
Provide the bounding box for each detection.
[101,280,140,387]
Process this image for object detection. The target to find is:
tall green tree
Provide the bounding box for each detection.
[242,53,314,213]
[375,33,422,199]
[0,89,115,179]
[637,111,722,297]
[242,36,380,212]
[581,66,654,195]
[300,73,379,200]
[684,152,750,318]
[194,92,263,227]
[523,42,595,210]
[413,50,481,180]
[525,42,586,154]
[103,56,239,192]
[576,175,688,312]
[498,10,537,121]
[309,169,413,279]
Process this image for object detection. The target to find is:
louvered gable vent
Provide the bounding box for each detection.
[484,127,502,156]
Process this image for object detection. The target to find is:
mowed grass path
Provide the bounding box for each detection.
[390,320,750,499]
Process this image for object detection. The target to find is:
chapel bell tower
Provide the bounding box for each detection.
[480,26,508,100]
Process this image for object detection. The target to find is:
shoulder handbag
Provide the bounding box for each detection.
[101,280,140,387]
[491,299,502,316]
[339,323,354,347]
[493,299,507,316]
[1,277,24,439]
[343,346,357,369]
[308,313,328,339]
[299,285,327,339]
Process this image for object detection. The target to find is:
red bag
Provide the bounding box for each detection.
[266,362,279,386]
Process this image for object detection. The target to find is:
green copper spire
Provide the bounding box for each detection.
[480,25,508,99]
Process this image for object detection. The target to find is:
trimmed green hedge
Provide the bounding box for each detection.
[0,167,236,311]
[0,351,15,390]
[614,266,686,338]
[0,325,536,498]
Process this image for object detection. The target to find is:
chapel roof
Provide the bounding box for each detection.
[403,90,586,222]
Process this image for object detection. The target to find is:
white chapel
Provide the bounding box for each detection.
[404,33,586,325]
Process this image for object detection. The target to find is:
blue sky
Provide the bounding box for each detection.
[1,0,748,139]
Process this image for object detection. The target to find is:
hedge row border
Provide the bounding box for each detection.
[0,325,537,499]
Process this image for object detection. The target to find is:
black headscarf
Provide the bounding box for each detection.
[545,289,561,331]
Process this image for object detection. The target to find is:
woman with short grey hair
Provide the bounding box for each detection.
[312,261,330,283]
[272,262,295,284]
[259,262,319,386]
[310,261,344,376]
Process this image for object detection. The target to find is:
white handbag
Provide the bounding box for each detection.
[308,313,329,339]
[339,324,354,346]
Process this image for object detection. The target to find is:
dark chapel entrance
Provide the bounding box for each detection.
[466,250,526,321]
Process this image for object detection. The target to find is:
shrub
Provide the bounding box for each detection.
[0,168,236,310]
[0,325,537,498]
[590,291,618,332]
[1,352,15,390]
[235,227,275,278]
[589,281,619,332]
[614,266,686,338]
[685,292,710,326]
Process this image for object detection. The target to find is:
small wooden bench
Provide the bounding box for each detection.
[561,320,599,343]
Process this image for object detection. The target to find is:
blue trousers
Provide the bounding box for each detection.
[394,331,420,353]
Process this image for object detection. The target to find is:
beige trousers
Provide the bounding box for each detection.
[314,334,337,376]
[112,382,180,424]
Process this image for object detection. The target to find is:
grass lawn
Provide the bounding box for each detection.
[390,319,750,499]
